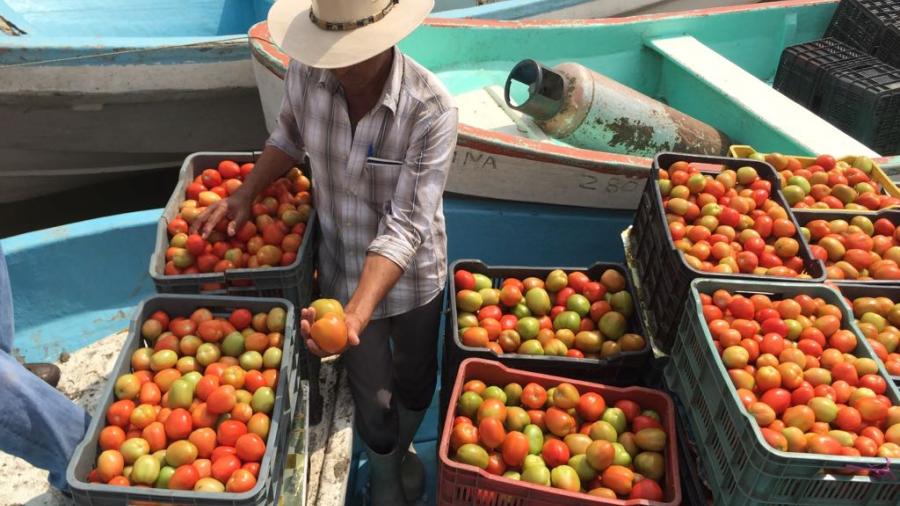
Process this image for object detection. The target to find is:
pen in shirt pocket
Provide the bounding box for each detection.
[367,144,374,157]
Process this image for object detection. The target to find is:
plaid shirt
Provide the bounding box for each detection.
[266,48,458,319]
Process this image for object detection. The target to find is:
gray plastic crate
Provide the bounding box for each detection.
[66,294,301,505]
[148,152,316,309]
[664,279,900,505]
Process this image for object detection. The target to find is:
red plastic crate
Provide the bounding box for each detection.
[438,358,681,506]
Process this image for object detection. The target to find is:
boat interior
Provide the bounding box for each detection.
[410,1,880,157]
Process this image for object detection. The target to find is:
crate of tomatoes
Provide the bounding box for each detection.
[793,208,900,282]
[835,282,900,384]
[730,145,900,212]
[441,260,650,417]
[66,295,302,506]
[630,152,826,348]
[664,279,900,505]
[149,152,317,309]
[439,358,680,505]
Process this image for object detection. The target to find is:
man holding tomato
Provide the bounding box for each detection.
[191,0,455,503]
[0,244,92,492]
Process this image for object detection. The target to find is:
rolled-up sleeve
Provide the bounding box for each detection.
[265,60,305,161]
[368,107,458,270]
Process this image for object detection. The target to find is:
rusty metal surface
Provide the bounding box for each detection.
[517,61,730,157]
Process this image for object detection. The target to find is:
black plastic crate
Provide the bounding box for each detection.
[66,294,301,506]
[819,61,900,153]
[834,282,900,384]
[792,208,900,284]
[630,152,827,349]
[825,0,900,54]
[876,21,900,67]
[439,259,651,421]
[773,38,872,109]
[149,152,316,310]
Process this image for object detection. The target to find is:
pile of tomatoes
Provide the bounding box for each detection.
[700,289,900,460]
[802,214,900,281]
[660,160,812,277]
[163,160,312,282]
[87,306,288,493]
[450,379,669,500]
[753,152,900,210]
[843,293,900,376]
[453,268,645,359]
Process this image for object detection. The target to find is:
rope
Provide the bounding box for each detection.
[0,35,277,68]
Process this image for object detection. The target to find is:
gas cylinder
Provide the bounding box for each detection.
[504,59,731,157]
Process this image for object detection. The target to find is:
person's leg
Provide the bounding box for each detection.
[0,351,91,489]
[342,318,406,505]
[390,293,443,501]
[0,242,14,353]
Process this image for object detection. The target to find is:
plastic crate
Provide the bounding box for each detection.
[729,145,900,204]
[66,294,302,506]
[834,282,900,384]
[440,260,651,421]
[629,152,827,348]
[876,20,900,67]
[438,358,681,506]
[818,61,900,154]
[792,208,900,284]
[148,152,316,309]
[663,279,900,505]
[773,38,872,109]
[825,0,900,54]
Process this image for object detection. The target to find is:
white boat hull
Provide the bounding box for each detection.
[253,55,648,210]
[0,59,268,203]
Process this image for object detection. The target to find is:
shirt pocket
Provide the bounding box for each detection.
[362,159,402,212]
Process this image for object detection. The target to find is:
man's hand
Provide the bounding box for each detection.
[300,307,362,358]
[190,193,252,239]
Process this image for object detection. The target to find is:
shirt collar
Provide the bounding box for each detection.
[316,47,403,114]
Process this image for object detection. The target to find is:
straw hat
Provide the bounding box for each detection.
[268,0,434,69]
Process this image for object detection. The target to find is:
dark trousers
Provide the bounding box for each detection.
[342,293,442,454]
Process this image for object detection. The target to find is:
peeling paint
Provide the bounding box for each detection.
[607,117,655,151]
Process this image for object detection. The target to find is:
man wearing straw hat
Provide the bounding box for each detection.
[193,0,456,503]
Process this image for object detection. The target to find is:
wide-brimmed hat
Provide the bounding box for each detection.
[268,0,433,69]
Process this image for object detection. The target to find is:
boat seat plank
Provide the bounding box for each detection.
[647,35,879,158]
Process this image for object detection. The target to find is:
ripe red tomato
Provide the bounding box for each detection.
[541,438,570,468]
[454,270,476,291]
[99,426,126,451]
[107,400,136,428]
[576,392,606,422]
[521,383,547,410]
[217,420,248,447]
[211,454,242,483]
[235,433,267,462]
[168,464,200,490]
[164,408,192,440]
[501,431,529,467]
[226,469,257,493]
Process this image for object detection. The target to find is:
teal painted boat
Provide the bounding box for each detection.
[0,0,763,205]
[0,196,633,504]
[251,0,900,211]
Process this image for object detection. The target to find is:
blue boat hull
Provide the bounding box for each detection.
[1,197,632,363]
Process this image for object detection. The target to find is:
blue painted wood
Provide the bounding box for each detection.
[1,197,632,361]
[0,0,274,65]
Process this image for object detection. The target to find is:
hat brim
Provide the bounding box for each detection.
[268,0,433,69]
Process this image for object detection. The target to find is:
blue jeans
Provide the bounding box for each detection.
[0,244,90,489]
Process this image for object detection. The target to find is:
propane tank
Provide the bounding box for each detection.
[504,59,731,157]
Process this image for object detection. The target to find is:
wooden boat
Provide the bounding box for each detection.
[251,0,900,211]
[0,0,761,205]
[0,0,280,204]
[430,0,760,20]
[0,191,632,503]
